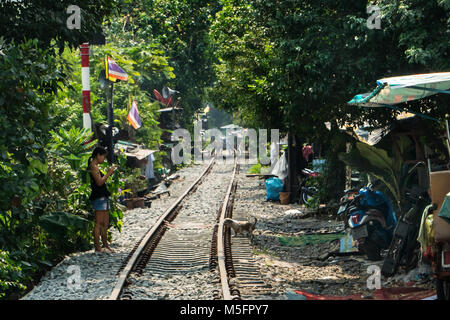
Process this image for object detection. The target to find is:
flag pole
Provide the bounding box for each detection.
[103,55,129,163]
[107,81,115,164]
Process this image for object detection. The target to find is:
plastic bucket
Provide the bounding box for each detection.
[133,197,145,208]
[125,197,146,209]
[125,198,134,210]
[279,192,290,205]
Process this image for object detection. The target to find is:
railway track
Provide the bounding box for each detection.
[108,155,270,300]
[212,159,272,300]
[108,157,216,300]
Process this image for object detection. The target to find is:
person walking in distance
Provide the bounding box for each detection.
[87,147,116,252]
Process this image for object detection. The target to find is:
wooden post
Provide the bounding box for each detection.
[80,43,92,132]
[345,142,352,190]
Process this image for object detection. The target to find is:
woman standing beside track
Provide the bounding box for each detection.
[87,146,117,253]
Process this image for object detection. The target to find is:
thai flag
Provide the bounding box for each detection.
[106,56,128,82]
[127,99,142,129]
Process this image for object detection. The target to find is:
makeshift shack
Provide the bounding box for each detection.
[114,140,157,170]
[351,115,450,190]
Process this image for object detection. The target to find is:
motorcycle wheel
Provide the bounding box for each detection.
[381,237,404,277]
[300,187,317,205]
[404,241,420,273]
[436,278,450,300]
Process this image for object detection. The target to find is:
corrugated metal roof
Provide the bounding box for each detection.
[123,148,156,160]
[115,141,157,160]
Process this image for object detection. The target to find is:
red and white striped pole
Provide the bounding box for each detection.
[80,43,92,132]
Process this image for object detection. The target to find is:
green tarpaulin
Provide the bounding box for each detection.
[348,72,450,107]
[279,233,345,247]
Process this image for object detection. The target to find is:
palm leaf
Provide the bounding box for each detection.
[339,141,401,210]
[39,211,91,238]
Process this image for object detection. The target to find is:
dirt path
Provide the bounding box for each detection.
[233,166,436,300]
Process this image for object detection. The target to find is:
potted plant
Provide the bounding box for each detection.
[123,168,147,209]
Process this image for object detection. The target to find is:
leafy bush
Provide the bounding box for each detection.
[0,250,27,299]
[248,162,262,174]
[103,152,127,233]
[0,122,127,299]
[123,168,147,197]
[44,126,126,237]
[0,38,66,250]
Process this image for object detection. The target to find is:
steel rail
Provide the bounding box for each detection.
[217,156,238,300]
[108,158,215,300]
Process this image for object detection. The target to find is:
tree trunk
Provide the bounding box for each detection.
[287,133,299,203]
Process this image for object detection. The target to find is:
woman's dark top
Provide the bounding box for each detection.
[89,170,111,200]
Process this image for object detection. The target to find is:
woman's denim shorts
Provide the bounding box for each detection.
[92,197,110,211]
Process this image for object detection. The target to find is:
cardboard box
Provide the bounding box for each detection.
[430,171,450,241]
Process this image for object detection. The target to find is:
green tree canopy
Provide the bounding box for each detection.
[115,0,222,129]
[210,0,450,137]
[1,0,119,50]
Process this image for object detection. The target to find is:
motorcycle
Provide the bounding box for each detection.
[337,189,360,227]
[381,162,431,277]
[381,186,431,276]
[297,168,320,205]
[339,186,398,260]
